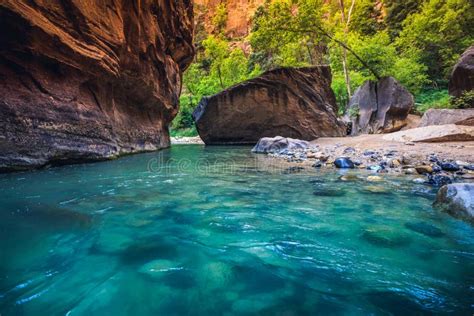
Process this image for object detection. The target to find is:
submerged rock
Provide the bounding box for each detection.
[412,178,426,184]
[193,67,346,144]
[361,227,411,248]
[0,1,195,171]
[367,176,383,182]
[404,222,444,238]
[252,136,309,154]
[434,183,474,221]
[313,188,347,197]
[364,186,391,194]
[334,157,355,169]
[339,174,360,182]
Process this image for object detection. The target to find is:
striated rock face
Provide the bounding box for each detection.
[0,0,194,171]
[348,77,414,135]
[192,67,346,145]
[449,45,474,105]
[419,109,474,127]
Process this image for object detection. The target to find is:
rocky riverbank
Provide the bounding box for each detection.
[255,134,474,187]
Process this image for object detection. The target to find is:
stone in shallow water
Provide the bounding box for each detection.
[439,162,460,172]
[251,136,309,154]
[412,178,426,184]
[427,174,452,187]
[415,165,433,175]
[367,175,383,182]
[363,186,391,194]
[23,205,93,229]
[313,188,347,197]
[339,174,360,182]
[404,222,444,238]
[361,227,412,248]
[119,237,179,265]
[92,231,134,254]
[434,183,474,221]
[368,165,383,172]
[334,157,355,169]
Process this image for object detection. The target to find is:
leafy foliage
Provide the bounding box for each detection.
[451,91,474,109]
[172,36,262,131]
[415,89,451,113]
[212,3,228,34]
[173,0,473,133]
[396,0,474,82]
[384,0,422,39]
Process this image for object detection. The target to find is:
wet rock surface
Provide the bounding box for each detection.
[0,1,195,171]
[434,183,474,221]
[193,67,346,145]
[348,77,413,135]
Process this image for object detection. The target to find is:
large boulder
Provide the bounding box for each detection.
[449,46,474,106]
[382,124,474,142]
[251,136,309,154]
[0,1,194,171]
[419,108,474,127]
[434,183,474,222]
[348,77,414,135]
[192,67,346,145]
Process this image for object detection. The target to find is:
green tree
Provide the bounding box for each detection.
[212,3,228,34]
[173,36,262,131]
[383,0,422,39]
[250,0,327,69]
[349,0,385,35]
[396,0,474,83]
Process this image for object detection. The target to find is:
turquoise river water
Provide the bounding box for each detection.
[0,145,473,315]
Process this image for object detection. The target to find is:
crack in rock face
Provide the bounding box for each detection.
[0,0,195,171]
[348,76,414,136]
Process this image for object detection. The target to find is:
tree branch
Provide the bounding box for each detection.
[274,25,381,80]
[346,0,356,28]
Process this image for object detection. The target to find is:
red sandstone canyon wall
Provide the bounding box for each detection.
[0,0,195,171]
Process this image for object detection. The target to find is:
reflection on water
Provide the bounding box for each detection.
[0,145,473,315]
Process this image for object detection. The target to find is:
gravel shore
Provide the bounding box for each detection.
[259,134,474,186]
